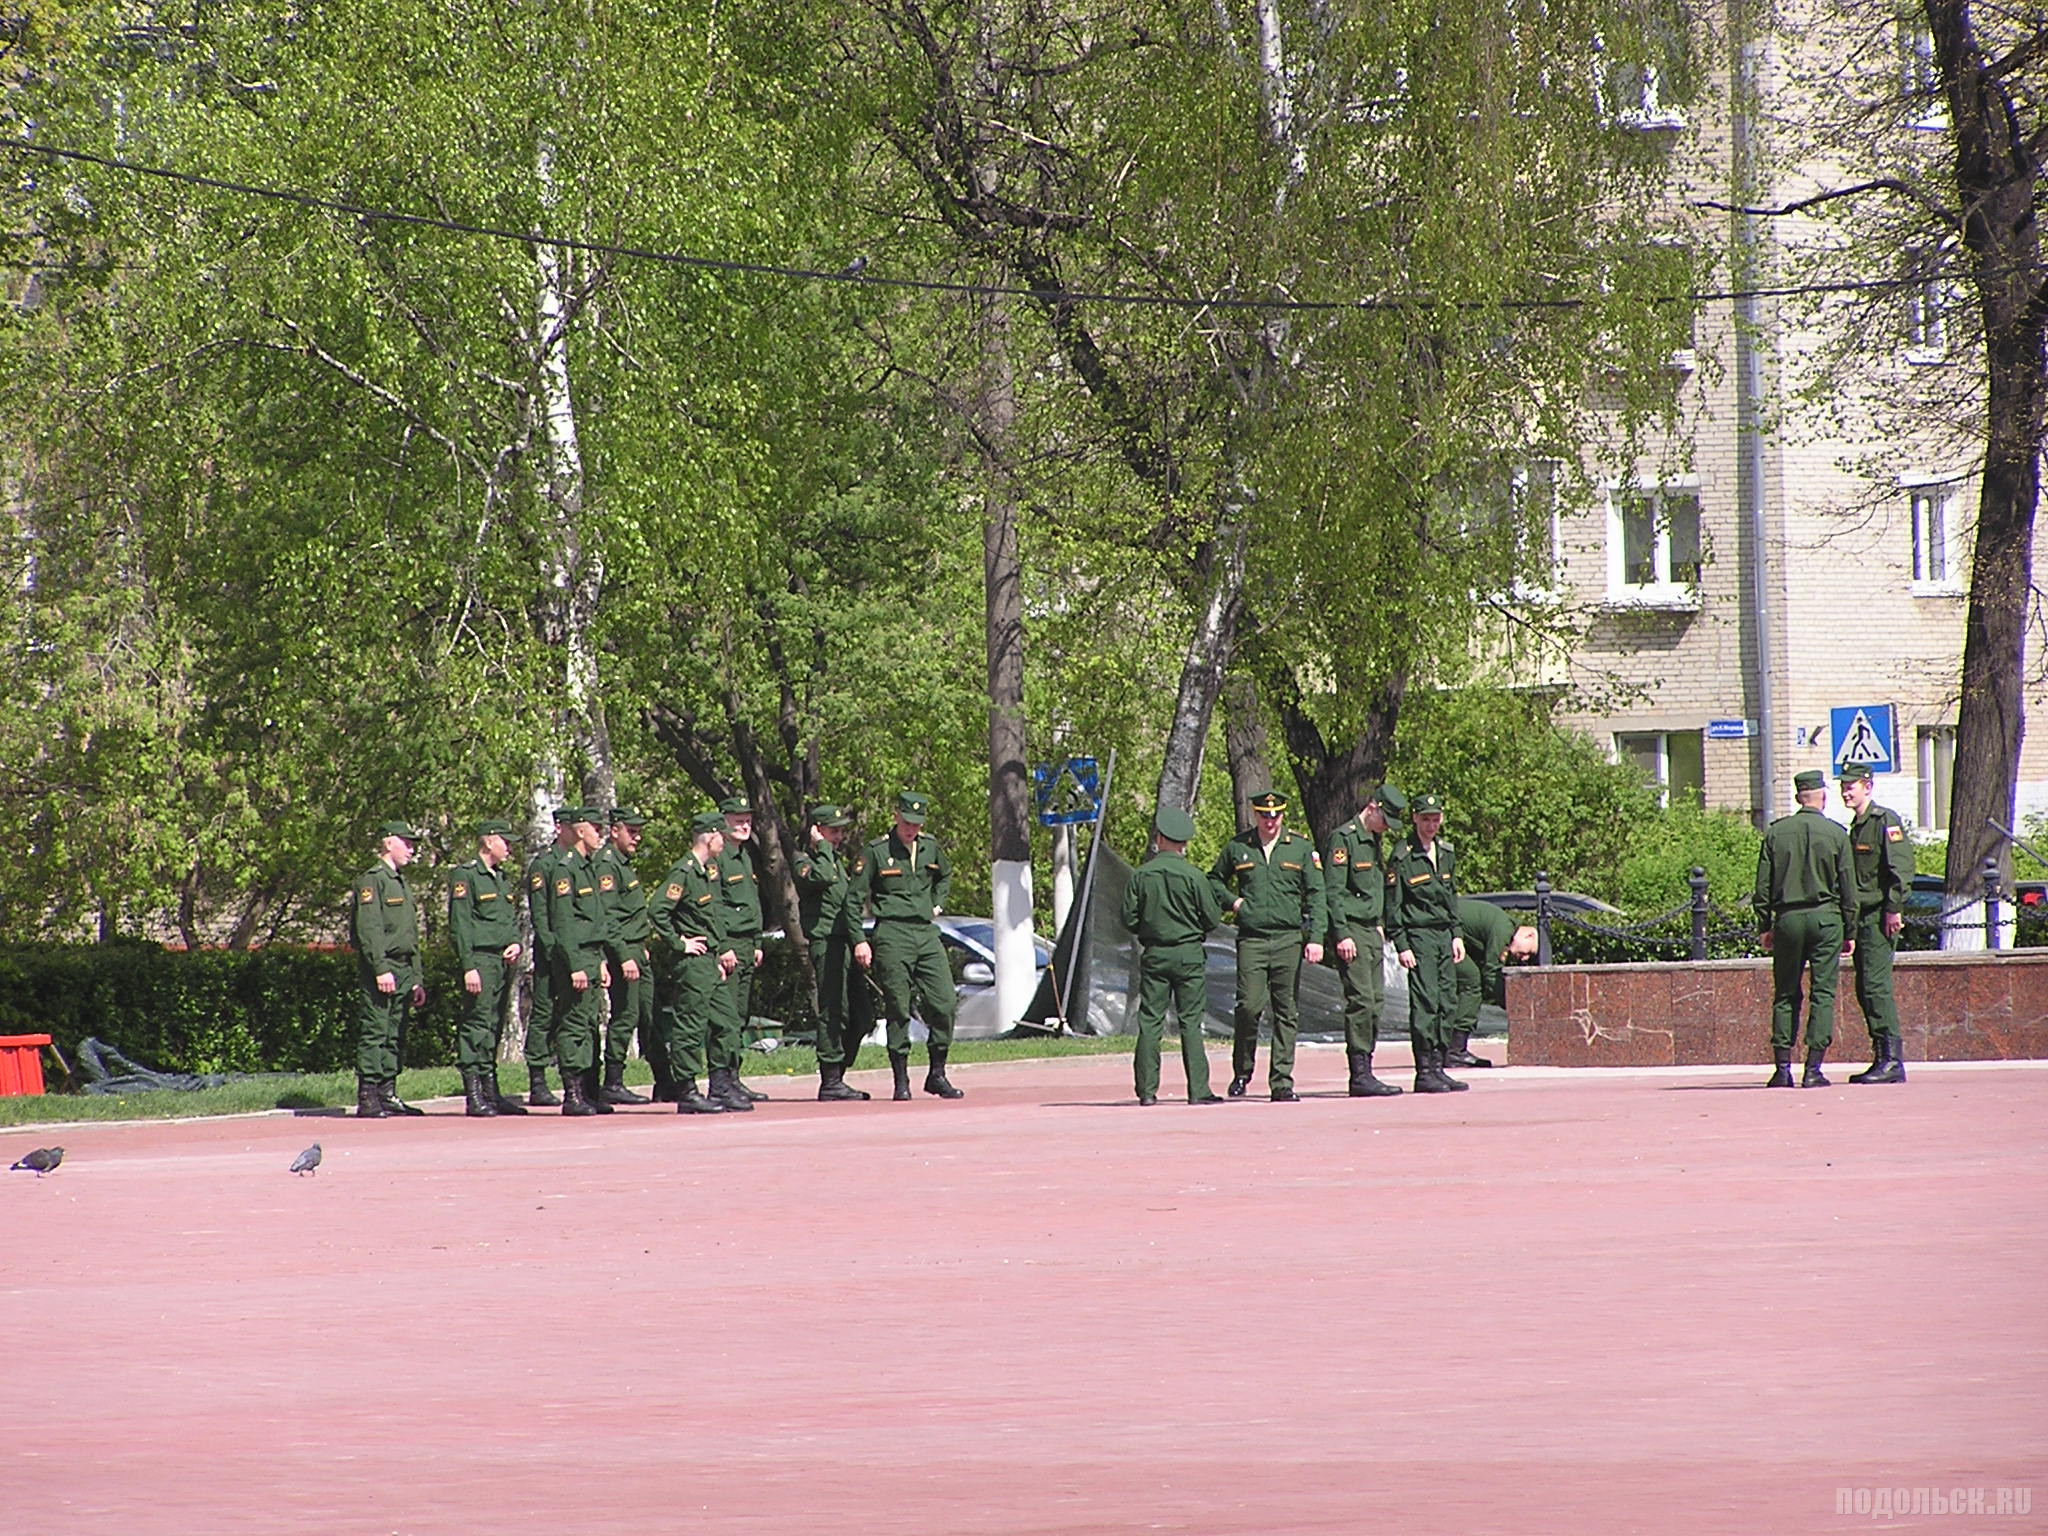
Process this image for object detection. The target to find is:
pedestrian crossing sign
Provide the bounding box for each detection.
[1829,705,1896,771]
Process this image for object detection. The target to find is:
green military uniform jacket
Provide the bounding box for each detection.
[1121,850,1223,949]
[1385,836,1458,952]
[718,839,765,942]
[652,854,729,954]
[448,857,519,960]
[547,849,609,978]
[859,829,950,922]
[594,845,654,966]
[351,861,419,976]
[1754,807,1856,932]
[1457,896,1519,1005]
[793,840,864,947]
[1848,802,1912,918]
[525,846,565,959]
[1323,818,1389,948]
[1208,828,1327,940]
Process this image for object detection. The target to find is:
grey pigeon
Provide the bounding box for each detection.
[11,1146,63,1176]
[837,255,868,279]
[289,1143,322,1176]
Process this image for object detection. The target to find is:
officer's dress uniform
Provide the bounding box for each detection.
[1754,792,1857,1086]
[1120,838,1223,1104]
[1208,824,1326,1100]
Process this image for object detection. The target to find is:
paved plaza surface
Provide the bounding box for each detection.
[5,1049,2044,1535]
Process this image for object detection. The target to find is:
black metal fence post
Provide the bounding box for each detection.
[1535,871,1553,966]
[1689,866,1709,960]
[1983,856,2004,951]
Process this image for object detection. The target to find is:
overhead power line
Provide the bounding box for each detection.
[5,138,1937,313]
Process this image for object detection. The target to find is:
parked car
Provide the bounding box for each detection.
[860,915,1054,1041]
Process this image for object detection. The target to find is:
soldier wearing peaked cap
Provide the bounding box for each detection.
[706,795,771,1106]
[351,821,428,1118]
[1323,784,1407,1098]
[854,791,965,1101]
[547,807,615,1116]
[448,819,527,1117]
[594,808,655,1106]
[1755,769,1857,1087]
[794,803,872,1102]
[650,811,736,1113]
[1208,789,1326,1102]
[1121,805,1224,1105]
[1386,792,1469,1093]
[522,808,576,1106]
[1838,761,1912,1085]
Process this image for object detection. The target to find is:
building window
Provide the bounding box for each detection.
[1897,17,1947,128]
[1904,246,1955,360]
[1606,482,1702,607]
[1918,725,1955,832]
[1905,478,1961,592]
[1617,730,1705,807]
[1595,3,1689,130]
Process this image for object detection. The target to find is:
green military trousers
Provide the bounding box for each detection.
[870,919,956,1055]
[355,955,418,1082]
[1771,906,1845,1052]
[1452,953,1499,1036]
[811,935,872,1070]
[658,951,721,1082]
[605,953,651,1075]
[705,947,756,1073]
[1232,932,1304,1093]
[457,952,509,1071]
[1133,943,1212,1101]
[551,955,602,1075]
[1405,927,1457,1051]
[525,948,560,1071]
[1334,923,1385,1055]
[1851,908,1900,1044]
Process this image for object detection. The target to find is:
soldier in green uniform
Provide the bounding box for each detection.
[793,803,871,1102]
[595,808,655,1106]
[708,795,771,1104]
[650,811,737,1113]
[448,819,529,1117]
[1120,806,1225,1106]
[522,810,575,1106]
[547,807,615,1116]
[1207,790,1326,1102]
[1451,896,1540,1069]
[1755,769,1858,1087]
[854,790,964,1101]
[1322,784,1407,1098]
[1839,761,1912,1084]
[350,820,428,1118]
[1387,792,1468,1094]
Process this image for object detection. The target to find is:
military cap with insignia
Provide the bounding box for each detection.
[1154,806,1196,844]
[477,818,517,839]
[1248,790,1287,814]
[1793,769,1826,792]
[609,806,649,828]
[1370,783,1409,817]
[1410,792,1444,815]
[378,819,422,842]
[691,810,728,836]
[895,790,931,824]
[565,805,603,826]
[717,794,754,816]
[1837,762,1874,785]
[809,803,853,828]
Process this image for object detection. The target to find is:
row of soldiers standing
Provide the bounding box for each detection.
[347,790,970,1118]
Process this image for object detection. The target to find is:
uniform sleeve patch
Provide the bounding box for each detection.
[453,881,468,897]
[1331,849,1348,865]
[530,874,544,889]
[555,877,571,896]
[599,874,615,891]
[666,883,684,900]
[360,888,374,904]
[1886,825,1904,842]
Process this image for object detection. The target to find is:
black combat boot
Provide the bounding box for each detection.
[577,1067,615,1113]
[1348,1049,1403,1098]
[1446,1029,1495,1068]
[1766,1048,1796,1087]
[736,1078,770,1102]
[890,1053,912,1101]
[1851,1034,1906,1084]
[527,1064,561,1108]
[673,1076,725,1114]
[462,1067,498,1118]
[560,1067,601,1117]
[356,1077,389,1118]
[601,1065,650,1106]
[708,1068,756,1113]
[488,1070,528,1115]
[379,1080,426,1116]
[1800,1048,1830,1089]
[818,1062,866,1102]
[1227,1073,1250,1097]
[923,1046,965,1099]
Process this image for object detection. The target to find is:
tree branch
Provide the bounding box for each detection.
[1693,179,1959,228]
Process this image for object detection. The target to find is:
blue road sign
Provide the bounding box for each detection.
[1033,757,1103,825]
[1706,718,1756,740]
[1829,705,1896,772]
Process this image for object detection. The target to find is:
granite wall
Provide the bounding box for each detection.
[1503,950,2048,1066]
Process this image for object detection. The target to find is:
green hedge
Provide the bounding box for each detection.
[0,936,823,1080]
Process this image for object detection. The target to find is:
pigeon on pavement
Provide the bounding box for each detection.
[10,1146,63,1176]
[289,1143,322,1176]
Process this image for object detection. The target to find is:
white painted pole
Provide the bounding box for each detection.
[991,858,1038,1029]
[1051,823,1076,936]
